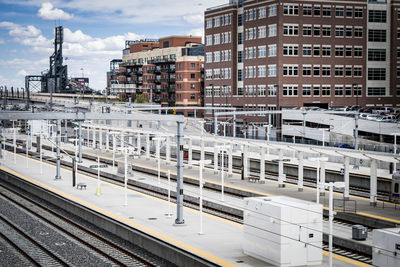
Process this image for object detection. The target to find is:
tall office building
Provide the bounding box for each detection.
[204,0,400,136]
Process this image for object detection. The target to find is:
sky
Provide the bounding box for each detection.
[0,0,226,91]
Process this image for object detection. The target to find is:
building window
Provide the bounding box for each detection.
[322,26,331,37]
[322,85,331,96]
[335,66,344,77]
[268,44,277,57]
[206,18,212,29]
[238,51,243,63]
[213,69,220,79]
[354,8,363,18]
[268,84,277,96]
[397,47,400,58]
[283,45,299,56]
[368,29,386,42]
[354,27,363,38]
[322,66,331,76]
[346,26,352,37]
[322,46,331,57]
[283,65,298,76]
[283,5,299,15]
[258,46,266,58]
[303,45,312,56]
[259,7,267,19]
[303,25,312,36]
[190,73,195,79]
[190,94,195,100]
[214,51,220,62]
[206,35,212,46]
[268,24,277,36]
[238,32,243,45]
[345,85,352,96]
[258,26,266,38]
[345,67,352,77]
[368,49,386,61]
[214,17,221,27]
[368,68,386,80]
[354,67,362,77]
[322,6,331,17]
[303,65,312,76]
[205,70,212,80]
[314,25,320,36]
[345,47,352,57]
[335,46,344,57]
[268,5,277,17]
[336,7,344,17]
[335,85,343,96]
[238,69,243,81]
[206,52,212,63]
[313,45,320,56]
[313,85,320,96]
[283,24,299,36]
[398,28,400,39]
[397,67,400,78]
[268,65,277,77]
[214,34,220,45]
[313,65,320,76]
[335,26,344,37]
[367,87,386,96]
[205,87,212,96]
[302,85,311,96]
[258,66,266,77]
[354,47,363,58]
[369,10,386,23]
[303,6,312,16]
[314,6,320,16]
[346,7,352,18]
[238,14,243,26]
[283,85,298,96]
[258,85,266,96]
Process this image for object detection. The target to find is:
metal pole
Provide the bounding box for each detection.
[188,138,193,168]
[354,115,359,169]
[214,114,218,135]
[26,136,28,168]
[233,112,236,138]
[199,161,204,234]
[316,159,320,204]
[175,121,184,224]
[78,121,82,162]
[95,156,101,195]
[221,148,224,202]
[395,134,397,172]
[55,119,61,180]
[13,127,16,164]
[124,147,128,206]
[112,134,116,172]
[40,133,43,174]
[157,138,160,184]
[329,183,333,267]
[0,122,2,159]
[298,151,304,191]
[146,133,150,160]
[167,169,172,217]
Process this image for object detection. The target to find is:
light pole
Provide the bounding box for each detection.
[309,156,329,203]
[353,83,359,106]
[393,133,400,172]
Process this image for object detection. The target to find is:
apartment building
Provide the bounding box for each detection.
[204,0,400,136]
[109,36,204,116]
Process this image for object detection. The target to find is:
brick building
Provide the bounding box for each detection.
[204,0,400,136]
[109,36,204,116]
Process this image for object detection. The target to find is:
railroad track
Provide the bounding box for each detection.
[0,183,168,267]
[3,143,374,265]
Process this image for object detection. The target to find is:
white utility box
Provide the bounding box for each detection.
[373,228,400,267]
[242,196,323,266]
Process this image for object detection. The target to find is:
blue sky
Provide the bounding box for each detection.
[0,0,225,91]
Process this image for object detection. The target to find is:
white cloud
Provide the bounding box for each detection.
[38,2,74,20]
[17,69,29,76]
[183,14,203,25]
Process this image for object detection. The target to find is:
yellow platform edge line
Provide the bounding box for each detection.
[322,251,371,267]
[0,164,237,267]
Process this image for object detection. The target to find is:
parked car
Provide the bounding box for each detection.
[335,144,355,149]
[366,114,381,121]
[359,113,369,119]
[372,107,393,115]
[376,115,396,122]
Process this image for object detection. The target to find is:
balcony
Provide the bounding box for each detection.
[168,68,175,73]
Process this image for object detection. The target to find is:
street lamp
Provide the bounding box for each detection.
[353,84,359,107]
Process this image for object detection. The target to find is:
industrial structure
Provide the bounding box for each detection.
[108,36,204,116]
[204,0,400,134]
[25,26,93,98]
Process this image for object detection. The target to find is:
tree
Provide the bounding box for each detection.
[135,93,149,103]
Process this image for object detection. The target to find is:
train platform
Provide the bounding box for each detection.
[0,149,367,266]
